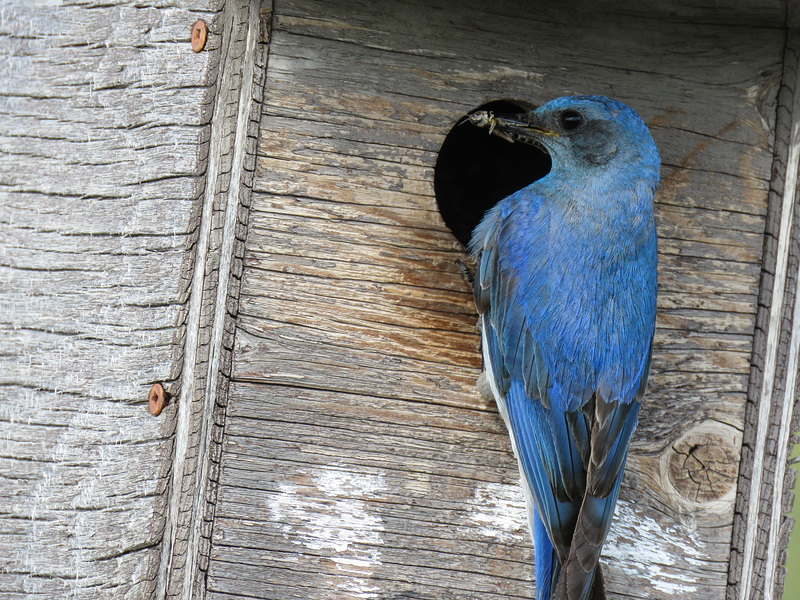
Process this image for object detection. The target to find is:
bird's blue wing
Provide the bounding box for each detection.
[472,195,650,600]
[473,200,584,588]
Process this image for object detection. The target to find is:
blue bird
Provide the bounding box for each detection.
[468,96,659,600]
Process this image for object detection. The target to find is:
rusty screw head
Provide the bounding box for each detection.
[191,19,208,53]
[149,383,170,416]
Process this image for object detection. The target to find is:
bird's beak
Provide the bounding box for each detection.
[468,110,558,147]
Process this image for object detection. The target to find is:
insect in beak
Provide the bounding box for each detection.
[469,110,557,148]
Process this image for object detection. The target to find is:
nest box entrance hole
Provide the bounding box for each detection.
[434,99,552,247]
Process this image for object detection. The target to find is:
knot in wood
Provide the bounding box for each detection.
[667,423,739,504]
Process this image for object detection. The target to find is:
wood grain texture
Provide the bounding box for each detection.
[4,0,796,599]
[202,1,787,599]
[153,1,271,599]
[0,1,220,598]
[728,28,800,600]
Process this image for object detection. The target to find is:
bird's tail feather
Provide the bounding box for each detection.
[534,507,560,600]
[553,471,625,600]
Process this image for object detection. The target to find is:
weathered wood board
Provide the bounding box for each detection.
[0,2,220,598]
[201,1,788,599]
[4,1,800,600]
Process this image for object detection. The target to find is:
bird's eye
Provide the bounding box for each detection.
[559,110,584,131]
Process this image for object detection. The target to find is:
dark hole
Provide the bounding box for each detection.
[434,99,551,247]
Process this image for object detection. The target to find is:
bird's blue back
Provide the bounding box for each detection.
[470,96,659,600]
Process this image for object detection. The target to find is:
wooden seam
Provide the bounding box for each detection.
[155,2,269,598]
[735,28,800,600]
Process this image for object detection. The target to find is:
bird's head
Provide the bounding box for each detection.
[470,95,660,178]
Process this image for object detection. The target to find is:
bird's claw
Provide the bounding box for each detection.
[456,259,475,288]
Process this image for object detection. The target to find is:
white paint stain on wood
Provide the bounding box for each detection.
[465,481,529,543]
[268,465,387,598]
[604,499,703,596]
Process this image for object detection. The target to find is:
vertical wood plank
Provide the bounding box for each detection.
[154,1,272,599]
[728,27,800,600]
[0,1,220,598]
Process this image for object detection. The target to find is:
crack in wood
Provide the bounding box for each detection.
[154,2,271,599]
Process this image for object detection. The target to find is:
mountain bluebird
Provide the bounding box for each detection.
[468,96,659,600]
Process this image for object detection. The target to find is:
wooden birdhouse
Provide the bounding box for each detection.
[3,1,800,599]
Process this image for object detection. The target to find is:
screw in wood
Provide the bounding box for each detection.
[191,20,208,53]
[149,383,170,416]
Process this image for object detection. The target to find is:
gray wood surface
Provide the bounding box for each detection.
[200,1,790,599]
[154,1,271,598]
[0,1,219,598]
[729,28,800,600]
[4,1,800,600]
